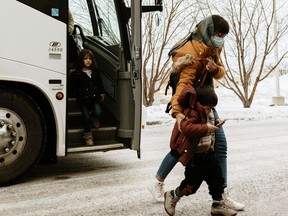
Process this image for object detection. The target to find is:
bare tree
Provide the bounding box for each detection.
[213,0,288,107]
[142,0,203,107]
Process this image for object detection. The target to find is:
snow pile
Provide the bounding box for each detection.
[145,74,288,125]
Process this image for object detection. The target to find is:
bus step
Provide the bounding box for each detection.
[68,126,117,133]
[67,126,118,147]
[67,143,124,153]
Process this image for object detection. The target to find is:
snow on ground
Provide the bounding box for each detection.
[1,75,288,216]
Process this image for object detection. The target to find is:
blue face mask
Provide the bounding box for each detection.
[211,36,225,49]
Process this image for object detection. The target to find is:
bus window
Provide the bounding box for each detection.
[93,0,120,45]
[70,0,93,36]
[69,0,120,45]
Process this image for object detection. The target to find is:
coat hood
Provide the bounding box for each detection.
[191,15,229,49]
[177,84,197,111]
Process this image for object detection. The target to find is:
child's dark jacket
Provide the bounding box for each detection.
[70,69,105,104]
[170,84,209,166]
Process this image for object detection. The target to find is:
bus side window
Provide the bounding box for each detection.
[69,0,93,36]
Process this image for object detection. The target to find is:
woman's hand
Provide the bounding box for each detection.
[206,59,218,72]
[176,113,186,132]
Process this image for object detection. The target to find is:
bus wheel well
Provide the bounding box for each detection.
[0,81,57,162]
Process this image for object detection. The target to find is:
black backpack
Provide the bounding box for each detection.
[164,69,204,113]
[164,72,179,113]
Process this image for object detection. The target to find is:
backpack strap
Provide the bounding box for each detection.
[168,34,193,57]
[164,81,170,96]
[193,68,208,88]
[165,102,172,113]
[195,60,208,87]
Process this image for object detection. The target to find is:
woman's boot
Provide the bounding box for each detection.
[83,132,93,145]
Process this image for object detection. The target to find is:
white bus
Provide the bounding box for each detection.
[0,0,162,186]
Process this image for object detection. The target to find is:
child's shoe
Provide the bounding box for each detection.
[211,200,237,216]
[83,132,94,145]
[222,188,245,211]
[147,180,164,202]
[164,190,180,216]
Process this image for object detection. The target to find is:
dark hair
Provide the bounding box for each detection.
[77,49,97,70]
[196,86,218,107]
[212,15,229,35]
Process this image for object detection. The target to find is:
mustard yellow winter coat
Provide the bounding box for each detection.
[170,39,225,117]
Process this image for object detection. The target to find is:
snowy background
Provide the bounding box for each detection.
[144,74,288,125]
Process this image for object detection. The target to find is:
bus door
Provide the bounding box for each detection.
[67,0,141,154]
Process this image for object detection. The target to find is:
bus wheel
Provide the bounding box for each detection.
[0,88,46,186]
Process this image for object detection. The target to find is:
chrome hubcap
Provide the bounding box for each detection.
[0,108,27,165]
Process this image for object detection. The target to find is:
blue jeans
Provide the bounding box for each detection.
[79,102,102,132]
[156,109,228,187]
[156,151,178,181]
[214,123,227,187]
[213,109,227,187]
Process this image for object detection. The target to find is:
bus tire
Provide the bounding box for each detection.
[0,87,46,186]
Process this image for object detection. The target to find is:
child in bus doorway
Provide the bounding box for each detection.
[70,49,106,145]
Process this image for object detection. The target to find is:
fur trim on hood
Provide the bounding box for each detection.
[171,54,195,74]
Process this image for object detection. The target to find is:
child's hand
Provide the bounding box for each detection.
[100,94,105,102]
[215,118,222,125]
[207,123,218,133]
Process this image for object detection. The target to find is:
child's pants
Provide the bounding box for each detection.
[79,102,102,132]
[156,109,228,187]
[177,149,224,201]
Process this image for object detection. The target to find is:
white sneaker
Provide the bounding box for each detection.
[211,200,237,216]
[164,191,180,216]
[147,180,165,202]
[222,188,245,211]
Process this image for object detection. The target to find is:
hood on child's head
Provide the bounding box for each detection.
[177,85,197,108]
